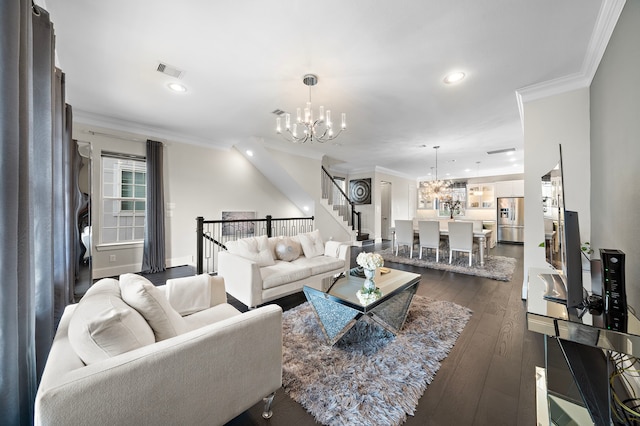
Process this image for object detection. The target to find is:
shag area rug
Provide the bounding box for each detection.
[378,247,516,282]
[282,296,472,426]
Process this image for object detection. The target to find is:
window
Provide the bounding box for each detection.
[101,153,146,243]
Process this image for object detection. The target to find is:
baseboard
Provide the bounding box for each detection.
[166,256,193,268]
[94,263,142,279]
[94,256,194,279]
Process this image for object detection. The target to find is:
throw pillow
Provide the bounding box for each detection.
[119,273,188,341]
[323,240,342,258]
[274,237,302,261]
[68,278,155,365]
[298,229,325,258]
[226,235,275,266]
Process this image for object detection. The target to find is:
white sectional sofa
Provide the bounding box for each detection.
[34,273,282,426]
[218,230,351,308]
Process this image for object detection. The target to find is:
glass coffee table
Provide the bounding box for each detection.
[303,267,421,345]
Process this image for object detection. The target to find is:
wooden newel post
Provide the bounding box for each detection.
[196,216,204,275]
[266,215,273,237]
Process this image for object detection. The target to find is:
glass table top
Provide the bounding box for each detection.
[307,267,421,311]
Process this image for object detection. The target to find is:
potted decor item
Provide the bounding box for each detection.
[355,252,384,304]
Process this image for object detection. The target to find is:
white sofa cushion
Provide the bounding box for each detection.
[274,237,302,261]
[261,261,312,290]
[119,273,188,341]
[298,229,324,258]
[182,303,242,331]
[226,235,275,266]
[68,278,155,365]
[292,256,346,275]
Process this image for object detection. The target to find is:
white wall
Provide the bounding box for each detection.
[522,88,591,291]
[590,0,640,310]
[375,169,415,241]
[78,128,303,278]
[267,148,353,243]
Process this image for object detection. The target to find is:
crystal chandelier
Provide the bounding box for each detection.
[420,146,452,199]
[276,74,346,144]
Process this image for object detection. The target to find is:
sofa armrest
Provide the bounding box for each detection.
[217,251,263,308]
[35,304,283,426]
[338,243,351,264]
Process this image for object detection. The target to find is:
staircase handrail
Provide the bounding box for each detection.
[320,166,362,238]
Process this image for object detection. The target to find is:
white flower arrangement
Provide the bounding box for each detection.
[356,252,384,270]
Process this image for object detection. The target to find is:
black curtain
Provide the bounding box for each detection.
[1,2,75,424]
[142,140,166,273]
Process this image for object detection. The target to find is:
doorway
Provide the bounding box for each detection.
[380,181,392,240]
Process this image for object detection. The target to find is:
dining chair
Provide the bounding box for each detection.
[418,221,440,262]
[448,221,475,266]
[394,220,415,257]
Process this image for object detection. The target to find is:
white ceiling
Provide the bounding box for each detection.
[43,0,612,180]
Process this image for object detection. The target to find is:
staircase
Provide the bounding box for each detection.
[321,166,367,245]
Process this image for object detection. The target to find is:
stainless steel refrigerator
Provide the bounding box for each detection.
[497,197,525,243]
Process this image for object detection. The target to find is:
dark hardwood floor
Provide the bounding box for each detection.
[99,241,544,425]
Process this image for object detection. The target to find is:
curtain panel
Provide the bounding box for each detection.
[1,2,75,424]
[141,140,166,273]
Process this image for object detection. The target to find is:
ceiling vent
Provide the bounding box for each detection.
[272,109,286,116]
[156,62,184,79]
[487,148,516,155]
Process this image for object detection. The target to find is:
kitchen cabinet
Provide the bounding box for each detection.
[495,179,524,198]
[466,183,495,209]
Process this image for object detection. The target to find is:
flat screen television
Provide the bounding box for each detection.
[541,145,585,309]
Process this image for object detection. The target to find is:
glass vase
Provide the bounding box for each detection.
[363,268,376,292]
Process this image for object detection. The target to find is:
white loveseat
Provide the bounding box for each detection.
[218,230,351,308]
[34,273,282,426]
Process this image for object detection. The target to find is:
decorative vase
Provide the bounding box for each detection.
[363,268,376,292]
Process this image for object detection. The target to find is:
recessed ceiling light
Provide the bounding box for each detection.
[245,150,254,157]
[443,71,466,84]
[464,168,471,172]
[167,82,187,93]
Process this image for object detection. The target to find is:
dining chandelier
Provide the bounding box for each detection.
[420,146,452,198]
[276,74,346,144]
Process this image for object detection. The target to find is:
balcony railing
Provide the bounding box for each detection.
[196,215,314,274]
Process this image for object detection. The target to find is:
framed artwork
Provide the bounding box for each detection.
[349,178,371,205]
[221,211,256,236]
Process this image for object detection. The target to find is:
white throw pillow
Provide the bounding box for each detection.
[274,237,302,261]
[226,235,275,266]
[298,229,325,258]
[119,273,188,341]
[323,240,342,258]
[68,278,155,365]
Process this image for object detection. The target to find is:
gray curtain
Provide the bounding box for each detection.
[1,2,75,424]
[142,140,166,273]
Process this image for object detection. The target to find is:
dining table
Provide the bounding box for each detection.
[389,226,493,267]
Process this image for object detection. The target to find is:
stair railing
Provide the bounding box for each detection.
[196,215,314,274]
[321,166,362,239]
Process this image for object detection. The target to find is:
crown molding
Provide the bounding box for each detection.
[374,166,416,181]
[72,109,232,150]
[515,0,626,123]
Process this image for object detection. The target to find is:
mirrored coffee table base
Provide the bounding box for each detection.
[303,268,420,345]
